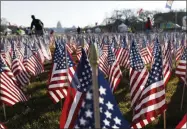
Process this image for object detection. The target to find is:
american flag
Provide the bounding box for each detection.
[0,39,12,67]
[176,114,187,129]
[175,40,184,61]
[60,47,92,128]
[129,40,149,108]
[11,44,30,86]
[140,38,152,64]
[163,40,172,86]
[108,44,122,92]
[32,39,45,64]
[175,48,187,83]
[99,44,109,76]
[71,48,92,92]
[131,40,166,128]
[0,55,27,106]
[116,36,130,69]
[48,42,76,103]
[60,69,130,128]
[23,43,44,76]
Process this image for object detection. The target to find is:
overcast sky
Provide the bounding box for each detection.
[1,1,186,28]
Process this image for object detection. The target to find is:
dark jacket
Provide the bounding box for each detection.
[145,20,151,30]
[31,19,44,30]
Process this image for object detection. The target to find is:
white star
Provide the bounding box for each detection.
[103,119,110,126]
[79,78,83,82]
[114,117,121,125]
[106,101,114,110]
[86,92,92,100]
[99,86,106,95]
[99,97,104,104]
[104,110,112,119]
[100,107,103,113]
[85,109,93,118]
[80,117,86,125]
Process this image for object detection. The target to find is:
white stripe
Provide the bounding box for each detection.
[49,91,59,103]
[135,88,165,111]
[48,82,69,88]
[56,90,64,99]
[51,76,68,81]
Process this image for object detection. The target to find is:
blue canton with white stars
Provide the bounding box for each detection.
[74,69,130,129]
[130,40,144,71]
[74,48,92,92]
[181,48,187,60]
[0,57,6,73]
[108,45,116,65]
[145,41,163,87]
[121,36,127,49]
[53,43,74,70]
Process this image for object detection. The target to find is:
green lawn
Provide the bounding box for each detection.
[0,61,186,129]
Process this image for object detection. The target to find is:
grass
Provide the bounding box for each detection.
[0,60,187,129]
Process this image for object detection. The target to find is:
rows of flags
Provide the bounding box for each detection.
[0,32,186,128]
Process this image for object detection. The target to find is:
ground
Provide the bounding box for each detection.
[0,58,186,129]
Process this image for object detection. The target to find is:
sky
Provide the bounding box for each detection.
[1,1,186,28]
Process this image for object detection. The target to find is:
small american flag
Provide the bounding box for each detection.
[132,40,166,128]
[175,48,187,83]
[116,36,130,69]
[48,42,76,103]
[163,40,172,86]
[23,43,44,76]
[108,44,122,92]
[60,70,130,128]
[130,40,149,108]
[140,38,152,64]
[11,45,30,86]
[0,55,27,106]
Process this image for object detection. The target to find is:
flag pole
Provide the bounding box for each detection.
[90,41,101,128]
[163,110,166,129]
[2,103,7,121]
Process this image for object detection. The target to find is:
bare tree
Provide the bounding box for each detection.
[0,17,9,32]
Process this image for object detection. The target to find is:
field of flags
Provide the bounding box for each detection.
[0,32,186,128]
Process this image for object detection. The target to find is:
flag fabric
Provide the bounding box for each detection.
[48,42,76,103]
[60,69,130,129]
[132,40,166,128]
[165,0,174,9]
[0,55,27,106]
[175,48,187,83]
[129,40,149,108]
[176,114,187,129]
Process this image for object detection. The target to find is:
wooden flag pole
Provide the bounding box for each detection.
[2,103,7,121]
[90,42,100,128]
[163,110,166,129]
